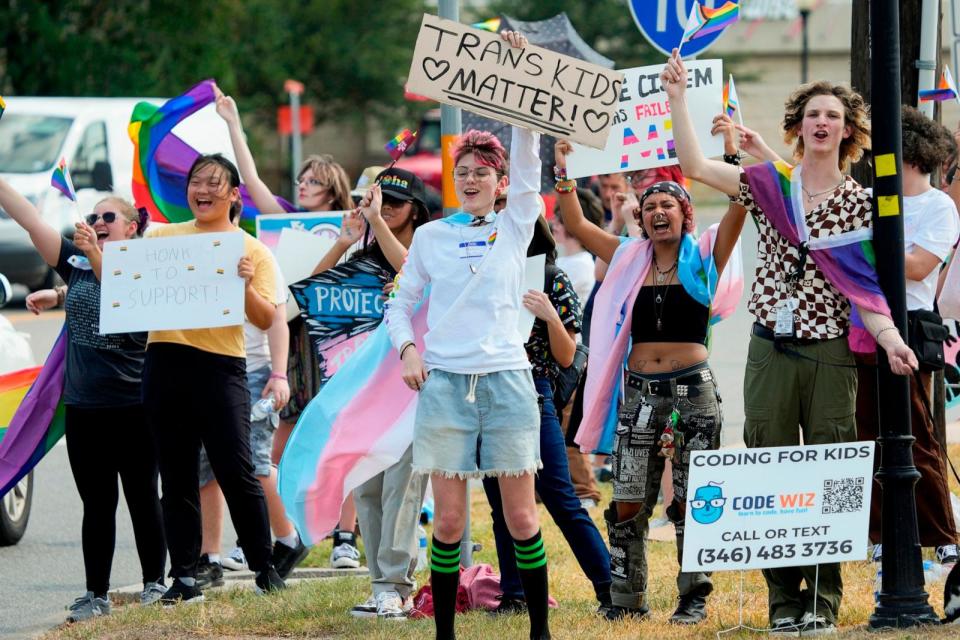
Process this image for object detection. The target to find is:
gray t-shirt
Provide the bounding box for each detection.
[55,239,146,407]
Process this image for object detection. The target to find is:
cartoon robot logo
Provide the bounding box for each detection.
[689,481,726,525]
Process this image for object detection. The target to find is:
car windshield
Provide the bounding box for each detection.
[0,114,73,173]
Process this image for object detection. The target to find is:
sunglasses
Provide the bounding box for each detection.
[85,212,122,225]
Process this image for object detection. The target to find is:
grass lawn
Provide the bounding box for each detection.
[42,445,960,639]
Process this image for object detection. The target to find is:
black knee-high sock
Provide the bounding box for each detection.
[430,536,461,640]
[514,530,550,639]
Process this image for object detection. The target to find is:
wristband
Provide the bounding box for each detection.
[55,285,67,306]
[723,152,742,166]
[269,373,287,381]
[554,180,576,194]
[399,342,416,359]
[875,326,898,341]
[553,165,568,181]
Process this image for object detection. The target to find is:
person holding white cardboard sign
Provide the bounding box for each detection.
[661,49,918,635]
[385,30,552,640]
[142,153,285,604]
[2,182,167,621]
[556,132,745,624]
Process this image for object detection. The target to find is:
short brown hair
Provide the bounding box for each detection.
[901,105,957,175]
[782,81,870,171]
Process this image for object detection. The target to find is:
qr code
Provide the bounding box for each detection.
[821,477,865,514]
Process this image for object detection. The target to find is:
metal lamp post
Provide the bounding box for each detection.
[796,0,817,83]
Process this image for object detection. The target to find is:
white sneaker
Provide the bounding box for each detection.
[797,612,837,635]
[579,498,598,509]
[769,617,800,637]
[350,593,378,618]
[376,590,408,620]
[330,542,361,568]
[937,544,959,565]
[222,546,247,571]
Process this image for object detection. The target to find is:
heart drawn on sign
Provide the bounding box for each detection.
[422,58,451,81]
[583,109,611,133]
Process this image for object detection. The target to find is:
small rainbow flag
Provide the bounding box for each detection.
[919,66,960,103]
[724,74,743,124]
[472,17,501,32]
[50,157,76,202]
[681,1,740,47]
[384,129,417,161]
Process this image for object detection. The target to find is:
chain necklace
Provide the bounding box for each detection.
[801,175,845,203]
[654,258,678,285]
[653,262,677,331]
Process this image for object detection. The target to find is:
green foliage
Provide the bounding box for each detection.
[478,0,661,69]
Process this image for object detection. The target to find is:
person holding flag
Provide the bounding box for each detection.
[384,28,552,640]
[661,50,918,634]
[0,171,166,621]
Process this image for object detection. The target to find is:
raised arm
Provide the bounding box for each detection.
[214,85,286,214]
[661,50,741,196]
[500,125,542,239]
[710,114,748,275]
[553,140,621,263]
[312,210,364,275]
[0,178,61,265]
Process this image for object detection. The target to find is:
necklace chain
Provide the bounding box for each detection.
[652,257,678,331]
[801,176,845,203]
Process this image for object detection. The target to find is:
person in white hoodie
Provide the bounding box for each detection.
[384,30,549,640]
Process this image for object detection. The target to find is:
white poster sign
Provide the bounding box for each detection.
[566,60,724,179]
[682,442,875,572]
[519,253,546,338]
[99,232,245,334]
[275,227,337,321]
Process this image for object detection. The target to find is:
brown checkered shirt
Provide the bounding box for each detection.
[733,170,873,340]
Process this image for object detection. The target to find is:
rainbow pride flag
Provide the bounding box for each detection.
[919,66,960,103]
[472,17,501,32]
[681,1,740,47]
[745,160,891,353]
[129,80,295,235]
[724,74,742,124]
[0,328,67,496]
[385,129,418,161]
[50,157,76,202]
[278,302,428,545]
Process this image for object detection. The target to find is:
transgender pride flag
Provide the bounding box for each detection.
[278,302,429,545]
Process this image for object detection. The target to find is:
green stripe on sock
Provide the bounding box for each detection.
[430,561,461,573]
[516,556,548,570]
[513,538,544,553]
[514,549,545,561]
[430,546,460,558]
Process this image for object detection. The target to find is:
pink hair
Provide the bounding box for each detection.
[452,129,508,175]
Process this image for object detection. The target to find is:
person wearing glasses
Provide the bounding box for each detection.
[0,181,166,622]
[213,88,361,569]
[384,30,551,640]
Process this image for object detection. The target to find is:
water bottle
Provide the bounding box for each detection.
[923,559,945,585]
[251,397,279,427]
[416,525,428,571]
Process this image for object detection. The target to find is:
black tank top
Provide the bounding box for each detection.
[631,284,709,344]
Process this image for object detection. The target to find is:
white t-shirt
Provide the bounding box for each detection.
[903,188,959,311]
[557,250,596,304]
[385,127,541,373]
[245,254,288,372]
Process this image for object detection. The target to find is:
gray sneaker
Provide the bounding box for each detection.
[66,592,111,623]
[797,612,836,636]
[140,581,166,606]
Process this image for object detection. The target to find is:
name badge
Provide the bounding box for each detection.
[459,240,487,259]
[67,255,92,271]
[774,299,799,337]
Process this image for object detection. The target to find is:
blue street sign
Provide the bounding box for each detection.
[629,0,738,58]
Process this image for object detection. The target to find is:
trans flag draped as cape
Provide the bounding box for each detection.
[129,80,295,235]
[0,328,67,496]
[577,226,743,455]
[278,302,429,546]
[744,161,891,353]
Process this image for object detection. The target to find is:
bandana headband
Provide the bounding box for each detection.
[638,181,692,209]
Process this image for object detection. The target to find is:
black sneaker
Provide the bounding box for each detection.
[272,539,310,579]
[160,578,205,606]
[603,605,650,622]
[668,589,708,625]
[488,594,527,616]
[195,554,224,590]
[596,591,614,618]
[254,566,287,594]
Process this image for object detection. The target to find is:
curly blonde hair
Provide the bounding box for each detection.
[781,82,871,171]
[297,154,353,210]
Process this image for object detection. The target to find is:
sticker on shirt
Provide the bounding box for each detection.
[67,255,92,270]
[459,240,488,259]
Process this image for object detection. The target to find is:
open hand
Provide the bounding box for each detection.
[523,289,559,323]
[25,289,58,315]
[336,210,365,247]
[501,30,528,49]
[886,342,919,376]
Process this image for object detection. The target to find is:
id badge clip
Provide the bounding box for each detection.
[774,299,798,338]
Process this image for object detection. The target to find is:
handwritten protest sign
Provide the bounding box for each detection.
[290,257,391,384]
[255,212,344,253]
[566,60,724,179]
[682,443,874,572]
[275,228,338,321]
[99,232,244,334]
[407,14,624,149]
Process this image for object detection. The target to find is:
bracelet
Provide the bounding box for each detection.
[399,341,416,360]
[269,373,287,381]
[554,179,576,194]
[55,285,67,306]
[723,152,742,166]
[553,165,568,181]
[875,326,899,341]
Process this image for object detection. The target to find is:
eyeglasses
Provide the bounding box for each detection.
[85,212,120,225]
[296,177,325,188]
[689,498,727,509]
[453,167,495,181]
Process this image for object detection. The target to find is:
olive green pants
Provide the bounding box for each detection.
[742,333,858,624]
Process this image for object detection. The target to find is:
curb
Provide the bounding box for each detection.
[110,566,369,604]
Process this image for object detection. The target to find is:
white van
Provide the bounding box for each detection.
[0,97,234,290]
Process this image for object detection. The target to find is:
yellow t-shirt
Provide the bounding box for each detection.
[146,222,277,358]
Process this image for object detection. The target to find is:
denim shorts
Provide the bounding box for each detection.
[413,368,541,478]
[199,366,274,486]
